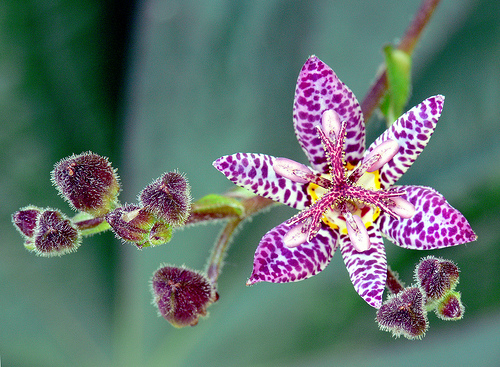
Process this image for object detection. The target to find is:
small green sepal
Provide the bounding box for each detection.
[380,45,412,126]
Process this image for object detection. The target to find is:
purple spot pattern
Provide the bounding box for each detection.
[213,153,311,210]
[247,221,338,285]
[365,96,444,189]
[293,55,365,172]
[377,185,477,250]
[339,225,387,308]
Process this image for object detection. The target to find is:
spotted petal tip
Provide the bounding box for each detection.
[340,227,387,308]
[378,185,477,250]
[247,222,337,285]
[293,56,365,172]
[368,95,445,189]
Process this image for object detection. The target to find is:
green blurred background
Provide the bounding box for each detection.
[2,0,499,366]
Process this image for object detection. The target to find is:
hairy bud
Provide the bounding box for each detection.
[30,209,81,256]
[376,287,428,339]
[106,204,172,249]
[151,265,218,328]
[12,206,41,238]
[415,256,459,304]
[435,291,464,320]
[51,152,120,217]
[139,171,191,226]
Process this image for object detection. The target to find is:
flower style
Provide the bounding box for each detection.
[213,56,476,308]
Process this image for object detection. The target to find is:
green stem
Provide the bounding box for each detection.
[205,195,275,285]
[205,217,240,284]
[75,216,111,236]
[360,0,442,121]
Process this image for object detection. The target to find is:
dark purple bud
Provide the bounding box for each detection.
[151,266,217,328]
[415,256,460,304]
[51,152,120,217]
[105,204,172,249]
[376,287,428,339]
[435,291,464,320]
[139,171,191,226]
[32,209,81,256]
[12,206,41,238]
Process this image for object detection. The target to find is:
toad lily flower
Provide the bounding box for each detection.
[213,56,476,308]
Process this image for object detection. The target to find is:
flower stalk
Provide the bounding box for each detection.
[361,0,442,121]
[385,267,404,295]
[205,195,275,285]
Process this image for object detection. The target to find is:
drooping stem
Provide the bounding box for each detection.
[361,0,442,121]
[386,266,405,295]
[206,217,240,284]
[205,195,275,285]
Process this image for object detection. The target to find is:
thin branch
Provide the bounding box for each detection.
[205,196,275,285]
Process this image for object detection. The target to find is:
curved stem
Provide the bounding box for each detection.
[361,0,442,121]
[205,217,240,284]
[205,196,275,285]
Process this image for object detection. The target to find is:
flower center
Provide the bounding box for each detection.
[273,109,415,251]
[307,168,381,230]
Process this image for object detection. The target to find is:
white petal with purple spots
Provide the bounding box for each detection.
[293,56,365,172]
[376,185,477,250]
[213,153,311,210]
[365,96,444,189]
[339,226,387,309]
[247,222,338,285]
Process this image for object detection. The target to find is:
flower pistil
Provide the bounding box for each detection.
[274,109,415,252]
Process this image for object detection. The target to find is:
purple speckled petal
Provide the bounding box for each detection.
[339,227,387,308]
[213,153,311,210]
[247,222,338,285]
[377,185,477,250]
[293,56,365,172]
[365,96,444,189]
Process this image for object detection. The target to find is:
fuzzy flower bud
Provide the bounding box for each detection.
[376,287,428,340]
[151,265,218,328]
[12,206,41,238]
[139,171,191,226]
[51,152,120,217]
[435,291,464,320]
[105,204,172,249]
[30,209,81,256]
[415,256,460,304]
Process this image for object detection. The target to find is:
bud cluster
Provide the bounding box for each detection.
[415,256,463,320]
[12,151,262,328]
[376,256,464,339]
[106,171,191,249]
[12,152,192,254]
[105,204,174,249]
[12,206,81,256]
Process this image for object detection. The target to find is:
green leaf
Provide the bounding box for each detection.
[380,45,412,125]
